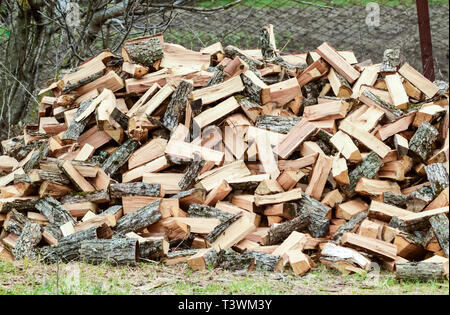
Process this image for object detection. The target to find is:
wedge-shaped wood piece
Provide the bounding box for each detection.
[341,232,397,261]
[175,217,220,234]
[332,157,349,185]
[255,180,284,195]
[328,67,352,98]
[75,144,95,161]
[193,97,240,129]
[277,170,304,191]
[165,141,224,165]
[385,73,409,110]
[316,42,360,84]
[398,62,440,98]
[197,160,251,191]
[204,180,232,206]
[187,248,218,271]
[305,154,332,200]
[339,120,391,159]
[303,100,349,121]
[263,203,297,220]
[142,84,175,117]
[355,178,401,197]
[390,207,449,232]
[128,138,167,170]
[352,64,380,98]
[255,188,303,206]
[255,130,280,180]
[262,78,301,106]
[330,131,362,162]
[297,58,329,87]
[142,173,183,195]
[336,199,369,220]
[274,119,317,159]
[272,231,307,263]
[60,161,95,192]
[412,103,447,128]
[190,76,244,106]
[376,112,415,141]
[368,200,411,222]
[77,71,124,96]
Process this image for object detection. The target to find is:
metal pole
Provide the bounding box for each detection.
[416,0,435,81]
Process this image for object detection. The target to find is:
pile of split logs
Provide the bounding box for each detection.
[0,25,448,282]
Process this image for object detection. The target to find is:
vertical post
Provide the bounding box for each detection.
[416,0,435,81]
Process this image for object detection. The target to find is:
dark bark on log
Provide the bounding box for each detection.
[9,140,42,161]
[246,251,283,272]
[139,238,166,259]
[260,26,278,60]
[342,152,383,198]
[43,224,64,241]
[224,46,263,69]
[380,49,402,73]
[266,56,306,72]
[429,214,449,257]
[237,97,262,118]
[80,238,139,266]
[228,181,261,193]
[217,249,254,271]
[166,249,199,259]
[13,174,31,184]
[29,169,70,186]
[0,198,39,214]
[362,90,404,122]
[205,212,243,244]
[39,226,100,263]
[205,67,226,87]
[62,99,95,141]
[162,80,194,131]
[24,142,49,173]
[302,81,322,108]
[62,71,104,94]
[265,212,310,245]
[409,122,439,161]
[100,205,123,217]
[384,192,407,208]
[4,210,28,235]
[12,221,42,260]
[187,204,234,223]
[178,157,206,191]
[333,211,369,242]
[109,183,161,198]
[171,188,206,208]
[124,38,164,68]
[111,108,129,130]
[396,262,447,281]
[255,115,301,134]
[241,72,263,103]
[297,193,331,238]
[114,200,162,234]
[425,163,449,196]
[60,189,110,204]
[101,139,139,176]
[35,197,75,226]
[406,186,434,212]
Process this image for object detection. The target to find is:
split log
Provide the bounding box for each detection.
[425,163,449,196]
[109,183,161,198]
[187,203,234,223]
[409,122,439,162]
[396,262,447,281]
[62,99,95,141]
[406,186,434,212]
[12,221,42,260]
[264,212,310,246]
[178,157,206,191]
[123,37,164,68]
[80,238,139,266]
[384,191,407,208]
[389,207,448,232]
[342,152,383,198]
[114,200,162,234]
[60,190,110,205]
[3,209,28,235]
[429,214,449,257]
[380,48,401,74]
[101,139,139,176]
[205,212,243,244]
[162,80,194,131]
[39,225,106,263]
[333,211,368,242]
[255,115,301,134]
[297,193,331,238]
[35,197,75,226]
[187,248,219,271]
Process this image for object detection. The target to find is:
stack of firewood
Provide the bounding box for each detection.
[0,25,448,282]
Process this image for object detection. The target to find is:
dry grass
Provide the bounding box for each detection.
[0,260,448,295]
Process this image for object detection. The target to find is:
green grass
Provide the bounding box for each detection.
[0,261,448,295]
[197,0,449,8]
